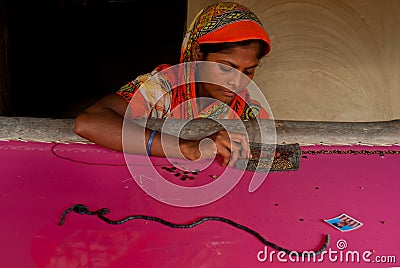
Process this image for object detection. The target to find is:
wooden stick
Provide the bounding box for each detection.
[0,116,399,145]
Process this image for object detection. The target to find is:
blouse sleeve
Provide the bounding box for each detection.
[116,66,173,119]
[116,78,151,119]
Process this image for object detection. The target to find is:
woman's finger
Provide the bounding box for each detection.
[228,132,251,159]
[228,141,241,167]
[216,142,232,167]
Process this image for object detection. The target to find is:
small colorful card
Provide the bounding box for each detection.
[324,213,363,232]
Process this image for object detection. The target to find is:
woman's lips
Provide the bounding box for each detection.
[222,90,236,97]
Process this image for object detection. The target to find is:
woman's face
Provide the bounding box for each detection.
[196,43,261,105]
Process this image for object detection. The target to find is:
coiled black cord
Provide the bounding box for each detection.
[59,204,330,256]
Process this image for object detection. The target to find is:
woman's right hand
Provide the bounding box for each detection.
[179,130,251,167]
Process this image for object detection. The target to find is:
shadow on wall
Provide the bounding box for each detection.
[7,0,187,118]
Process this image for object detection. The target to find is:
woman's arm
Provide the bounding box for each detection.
[74,93,130,152]
[74,93,201,159]
[74,93,250,166]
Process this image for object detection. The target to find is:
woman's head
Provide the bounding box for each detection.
[178,2,272,105]
[171,2,271,115]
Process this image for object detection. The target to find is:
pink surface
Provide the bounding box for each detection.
[0,140,399,267]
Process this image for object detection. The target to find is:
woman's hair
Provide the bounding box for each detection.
[199,39,269,60]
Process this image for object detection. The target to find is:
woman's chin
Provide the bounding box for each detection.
[218,91,236,103]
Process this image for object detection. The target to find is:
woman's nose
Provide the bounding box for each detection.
[227,70,243,91]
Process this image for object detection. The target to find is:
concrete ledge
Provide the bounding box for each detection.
[0,116,85,143]
[0,116,399,145]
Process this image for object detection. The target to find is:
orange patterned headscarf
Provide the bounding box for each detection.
[181,2,271,63]
[171,1,271,118]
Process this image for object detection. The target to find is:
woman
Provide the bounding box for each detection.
[74,1,271,167]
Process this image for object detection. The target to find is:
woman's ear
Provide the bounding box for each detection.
[191,41,203,61]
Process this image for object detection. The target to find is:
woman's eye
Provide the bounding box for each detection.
[219,65,232,72]
[243,69,255,76]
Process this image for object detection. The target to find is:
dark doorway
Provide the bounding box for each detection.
[7,0,187,118]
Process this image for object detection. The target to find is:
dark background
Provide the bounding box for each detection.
[6,0,187,118]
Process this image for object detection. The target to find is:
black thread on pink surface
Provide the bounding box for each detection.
[59,204,330,256]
